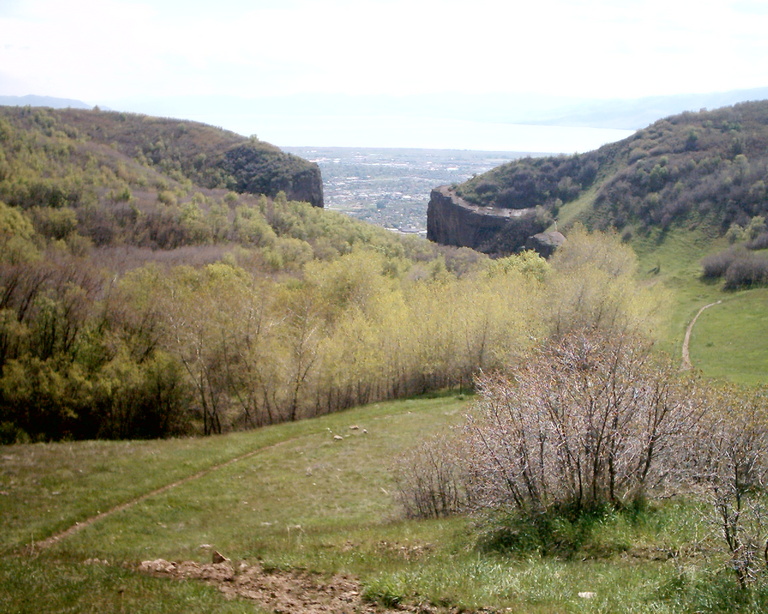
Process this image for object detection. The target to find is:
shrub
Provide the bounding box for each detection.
[461,330,703,513]
[689,385,768,590]
[746,232,768,250]
[724,252,768,289]
[702,247,744,278]
[392,433,469,519]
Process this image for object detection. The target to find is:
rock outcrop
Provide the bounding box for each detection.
[427,186,547,255]
[222,144,324,208]
[525,231,566,258]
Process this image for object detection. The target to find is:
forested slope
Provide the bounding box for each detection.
[436,100,768,254]
[0,107,661,443]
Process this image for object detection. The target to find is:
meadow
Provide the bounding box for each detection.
[3,390,763,613]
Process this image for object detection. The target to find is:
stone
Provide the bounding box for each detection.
[427,186,544,255]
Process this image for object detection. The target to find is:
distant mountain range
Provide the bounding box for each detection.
[3,87,768,143]
[0,95,94,109]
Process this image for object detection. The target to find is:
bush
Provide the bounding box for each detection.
[747,232,768,250]
[461,330,703,513]
[392,433,469,519]
[689,385,768,590]
[702,247,744,278]
[724,252,768,289]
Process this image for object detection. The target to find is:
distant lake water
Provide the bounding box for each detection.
[228,114,635,153]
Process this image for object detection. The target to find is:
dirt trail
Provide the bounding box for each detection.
[681,300,722,370]
[29,437,297,553]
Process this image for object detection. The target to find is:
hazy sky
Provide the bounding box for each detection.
[1,0,767,149]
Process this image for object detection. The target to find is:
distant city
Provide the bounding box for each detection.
[286,147,534,234]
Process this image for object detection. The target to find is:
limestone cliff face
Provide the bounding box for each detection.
[221,144,324,208]
[427,186,546,254]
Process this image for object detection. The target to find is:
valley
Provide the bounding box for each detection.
[2,102,768,613]
[286,147,535,234]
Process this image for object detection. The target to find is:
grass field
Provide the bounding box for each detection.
[630,225,768,384]
[3,392,762,613]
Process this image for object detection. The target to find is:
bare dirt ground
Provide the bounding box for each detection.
[138,557,466,614]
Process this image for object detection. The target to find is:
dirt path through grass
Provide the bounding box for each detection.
[681,300,722,370]
[28,437,299,553]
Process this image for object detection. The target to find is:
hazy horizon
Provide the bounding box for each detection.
[2,0,767,152]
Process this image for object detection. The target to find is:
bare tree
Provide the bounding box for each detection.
[690,385,768,589]
[393,432,470,519]
[461,330,705,513]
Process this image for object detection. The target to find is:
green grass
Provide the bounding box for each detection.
[1,393,757,613]
[628,225,768,384]
[689,288,768,385]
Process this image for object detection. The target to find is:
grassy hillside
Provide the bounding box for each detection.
[455,101,768,382]
[0,394,750,613]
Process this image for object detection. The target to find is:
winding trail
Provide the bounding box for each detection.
[681,300,722,370]
[28,437,298,554]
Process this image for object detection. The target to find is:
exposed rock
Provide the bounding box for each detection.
[525,231,566,258]
[427,186,546,255]
[212,550,230,564]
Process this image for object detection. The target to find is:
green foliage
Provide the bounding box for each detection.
[0,105,674,445]
[453,101,768,244]
[456,153,601,211]
[475,504,638,559]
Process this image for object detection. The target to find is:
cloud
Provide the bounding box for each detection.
[0,0,766,101]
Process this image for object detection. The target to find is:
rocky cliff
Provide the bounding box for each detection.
[427,185,547,254]
[222,144,324,208]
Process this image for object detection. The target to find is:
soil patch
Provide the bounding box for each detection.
[139,558,461,614]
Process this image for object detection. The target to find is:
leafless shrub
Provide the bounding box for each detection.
[393,432,470,519]
[701,247,744,279]
[689,386,768,589]
[461,330,705,513]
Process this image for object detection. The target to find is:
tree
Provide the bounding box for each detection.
[689,385,768,589]
[544,225,667,339]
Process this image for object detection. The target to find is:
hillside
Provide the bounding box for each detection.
[0,106,565,443]
[429,100,768,253]
[0,106,323,212]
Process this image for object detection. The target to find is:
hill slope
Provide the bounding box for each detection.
[429,100,768,253]
[0,106,323,210]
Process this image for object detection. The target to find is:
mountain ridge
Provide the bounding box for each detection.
[428,99,768,254]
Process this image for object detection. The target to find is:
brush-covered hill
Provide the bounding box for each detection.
[428,100,768,253]
[0,105,547,443]
[0,106,323,217]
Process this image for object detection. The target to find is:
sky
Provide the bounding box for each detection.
[1,0,767,150]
